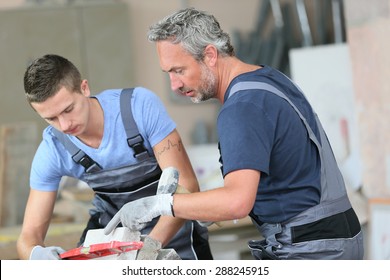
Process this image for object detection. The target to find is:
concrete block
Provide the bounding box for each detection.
[157,249,181,260]
[136,235,161,260]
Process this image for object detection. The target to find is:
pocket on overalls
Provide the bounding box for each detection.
[247,240,280,260]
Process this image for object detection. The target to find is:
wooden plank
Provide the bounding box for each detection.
[0,122,37,227]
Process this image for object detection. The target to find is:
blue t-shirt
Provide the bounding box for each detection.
[30,87,176,192]
[217,66,321,223]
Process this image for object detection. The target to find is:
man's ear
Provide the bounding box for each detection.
[80,79,90,96]
[203,45,218,67]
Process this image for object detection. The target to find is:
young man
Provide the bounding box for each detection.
[17,54,213,260]
[104,8,364,260]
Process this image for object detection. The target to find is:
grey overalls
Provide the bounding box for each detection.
[53,88,212,260]
[227,81,364,260]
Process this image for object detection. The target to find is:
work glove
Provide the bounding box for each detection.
[104,193,174,233]
[157,168,214,227]
[104,167,178,234]
[29,245,66,260]
[156,167,179,195]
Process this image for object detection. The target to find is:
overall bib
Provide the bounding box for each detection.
[53,88,212,260]
[227,81,364,260]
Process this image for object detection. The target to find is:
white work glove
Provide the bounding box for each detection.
[29,245,66,260]
[156,167,179,195]
[155,167,214,228]
[104,167,179,234]
[104,193,174,233]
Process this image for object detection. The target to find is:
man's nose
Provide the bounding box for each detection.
[169,73,183,92]
[58,115,71,132]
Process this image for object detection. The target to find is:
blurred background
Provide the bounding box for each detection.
[0,0,389,260]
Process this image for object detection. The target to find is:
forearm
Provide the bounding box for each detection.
[17,232,44,260]
[173,187,253,222]
[148,216,186,247]
[172,169,260,222]
[16,239,32,260]
[17,189,57,259]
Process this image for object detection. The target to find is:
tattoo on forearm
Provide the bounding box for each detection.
[156,139,183,160]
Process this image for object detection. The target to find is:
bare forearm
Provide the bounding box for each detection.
[149,216,186,247]
[18,189,57,259]
[172,188,250,222]
[16,239,30,260]
[172,169,260,222]
[17,233,43,260]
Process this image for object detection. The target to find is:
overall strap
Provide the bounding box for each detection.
[53,88,148,173]
[52,129,102,173]
[120,88,150,161]
[228,81,322,149]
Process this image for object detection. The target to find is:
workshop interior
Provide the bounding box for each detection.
[0,0,389,260]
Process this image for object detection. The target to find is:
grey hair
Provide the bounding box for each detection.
[24,54,82,103]
[147,7,235,61]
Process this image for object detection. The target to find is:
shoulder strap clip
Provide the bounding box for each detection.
[120,88,150,161]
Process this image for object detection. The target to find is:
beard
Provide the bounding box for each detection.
[190,63,217,104]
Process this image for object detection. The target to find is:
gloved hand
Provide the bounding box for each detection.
[156,167,179,195]
[29,245,66,260]
[104,193,174,234]
[104,167,179,234]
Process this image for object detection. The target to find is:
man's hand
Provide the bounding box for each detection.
[104,167,179,234]
[29,245,66,260]
[156,167,178,195]
[104,194,174,233]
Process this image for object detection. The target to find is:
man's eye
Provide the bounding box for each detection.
[46,117,57,122]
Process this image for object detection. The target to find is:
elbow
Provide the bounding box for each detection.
[227,199,252,220]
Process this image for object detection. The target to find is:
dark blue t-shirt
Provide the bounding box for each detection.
[217,65,321,224]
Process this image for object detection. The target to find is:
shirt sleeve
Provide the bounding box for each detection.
[217,100,275,176]
[132,87,176,148]
[30,130,65,191]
